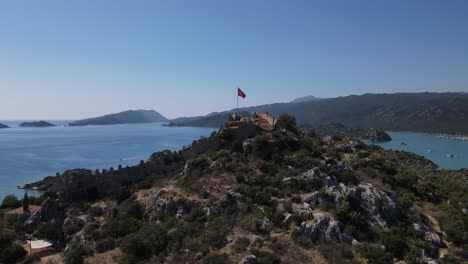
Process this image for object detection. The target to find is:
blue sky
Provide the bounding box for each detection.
[1,0,467,119]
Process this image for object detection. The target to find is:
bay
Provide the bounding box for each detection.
[0,121,214,200]
[376,132,468,170]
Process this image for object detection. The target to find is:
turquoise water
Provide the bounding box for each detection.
[376,132,468,170]
[0,121,214,200]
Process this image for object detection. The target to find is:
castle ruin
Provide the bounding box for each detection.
[224,112,277,131]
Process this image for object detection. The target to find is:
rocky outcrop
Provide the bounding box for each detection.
[297,168,398,229]
[413,223,447,249]
[0,123,9,129]
[299,212,358,245]
[239,255,257,264]
[296,168,336,187]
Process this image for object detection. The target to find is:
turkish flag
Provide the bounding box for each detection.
[238,87,246,99]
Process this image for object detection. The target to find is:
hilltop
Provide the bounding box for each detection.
[291,95,322,103]
[169,92,468,134]
[19,120,56,127]
[69,110,168,126]
[3,113,467,264]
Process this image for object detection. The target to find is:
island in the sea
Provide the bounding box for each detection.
[69,110,168,126]
[0,123,9,129]
[19,121,56,127]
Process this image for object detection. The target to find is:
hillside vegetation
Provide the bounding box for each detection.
[1,115,467,263]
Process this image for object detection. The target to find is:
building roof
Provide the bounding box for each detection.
[27,240,53,249]
[4,205,41,215]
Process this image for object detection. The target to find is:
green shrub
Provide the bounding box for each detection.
[121,223,168,262]
[233,237,250,253]
[37,221,64,242]
[63,238,92,264]
[251,249,281,264]
[357,243,392,264]
[252,135,274,160]
[277,114,297,134]
[0,242,27,263]
[1,195,21,209]
[95,238,116,253]
[200,253,232,264]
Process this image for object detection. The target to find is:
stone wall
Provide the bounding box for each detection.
[224,112,277,131]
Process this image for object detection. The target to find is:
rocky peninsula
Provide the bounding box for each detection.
[0,123,9,129]
[19,120,56,127]
[314,122,392,142]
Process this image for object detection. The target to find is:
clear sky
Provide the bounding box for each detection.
[1,0,467,120]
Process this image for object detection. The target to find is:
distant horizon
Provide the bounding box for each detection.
[1,90,468,121]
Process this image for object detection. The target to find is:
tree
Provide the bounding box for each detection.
[1,195,21,209]
[23,193,30,213]
[277,114,297,133]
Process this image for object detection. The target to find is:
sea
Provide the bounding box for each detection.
[0,124,466,200]
[0,121,215,200]
[375,132,468,170]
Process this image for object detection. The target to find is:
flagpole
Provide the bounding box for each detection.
[236,87,239,114]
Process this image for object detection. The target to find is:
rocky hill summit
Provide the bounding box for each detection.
[4,113,467,264]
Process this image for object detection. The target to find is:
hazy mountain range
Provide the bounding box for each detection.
[4,92,468,133]
[168,92,468,133]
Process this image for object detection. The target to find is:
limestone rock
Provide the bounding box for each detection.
[299,212,357,245]
[297,168,336,187]
[356,183,398,229]
[304,192,321,208]
[239,255,257,264]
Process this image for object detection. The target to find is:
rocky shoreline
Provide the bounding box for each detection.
[314,122,392,142]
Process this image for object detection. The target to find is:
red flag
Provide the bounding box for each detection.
[237,87,246,99]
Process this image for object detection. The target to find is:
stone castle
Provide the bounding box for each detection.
[223,112,277,131]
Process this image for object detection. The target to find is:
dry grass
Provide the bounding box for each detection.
[84,248,122,264]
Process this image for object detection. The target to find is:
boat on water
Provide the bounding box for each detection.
[438,132,468,141]
[447,153,456,158]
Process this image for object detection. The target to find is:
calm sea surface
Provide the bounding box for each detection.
[376,132,468,170]
[0,121,214,199]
